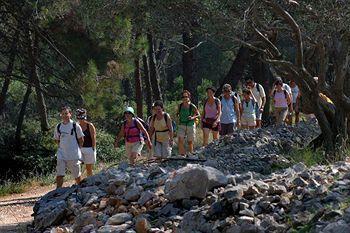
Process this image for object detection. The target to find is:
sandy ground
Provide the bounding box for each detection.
[0,181,74,233]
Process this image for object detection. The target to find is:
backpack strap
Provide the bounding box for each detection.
[57,123,61,135]
[256,84,260,93]
[72,122,80,146]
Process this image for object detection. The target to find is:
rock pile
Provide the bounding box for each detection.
[195,119,321,174]
[31,120,350,233]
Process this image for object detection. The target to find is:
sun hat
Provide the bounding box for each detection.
[124,106,135,116]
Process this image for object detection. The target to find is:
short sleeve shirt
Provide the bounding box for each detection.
[54,120,84,160]
[251,83,266,108]
[291,85,299,104]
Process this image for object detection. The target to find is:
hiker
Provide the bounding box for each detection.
[271,79,292,126]
[240,89,258,129]
[177,90,200,156]
[148,100,174,159]
[246,79,266,128]
[201,87,221,146]
[219,84,240,135]
[76,108,96,177]
[54,106,84,188]
[290,80,300,125]
[114,107,152,165]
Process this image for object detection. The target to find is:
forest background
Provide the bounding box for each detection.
[1,0,350,188]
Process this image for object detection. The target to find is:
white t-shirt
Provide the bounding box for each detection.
[291,85,299,104]
[283,83,292,95]
[251,83,266,108]
[54,120,84,160]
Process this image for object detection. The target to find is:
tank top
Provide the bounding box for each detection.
[153,115,169,142]
[274,91,288,108]
[242,99,256,118]
[124,119,143,143]
[179,103,195,126]
[204,100,218,119]
[82,124,93,147]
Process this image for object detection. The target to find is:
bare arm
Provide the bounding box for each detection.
[78,137,84,147]
[166,114,174,141]
[114,127,124,148]
[234,97,240,126]
[89,123,97,150]
[136,120,152,148]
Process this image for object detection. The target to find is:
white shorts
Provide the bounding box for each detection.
[81,147,96,164]
[154,141,172,158]
[56,159,81,178]
[241,117,256,127]
[177,125,195,141]
[125,141,144,157]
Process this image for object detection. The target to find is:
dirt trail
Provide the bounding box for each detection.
[0,181,73,233]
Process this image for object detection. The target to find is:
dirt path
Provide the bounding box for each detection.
[0,181,74,233]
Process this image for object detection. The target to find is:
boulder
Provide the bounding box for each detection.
[165,164,227,201]
[106,213,132,225]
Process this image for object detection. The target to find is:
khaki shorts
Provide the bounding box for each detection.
[81,147,96,164]
[177,125,195,141]
[56,159,81,178]
[125,141,144,157]
[154,141,172,158]
[241,117,256,127]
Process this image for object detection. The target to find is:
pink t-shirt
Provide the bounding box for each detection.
[205,100,218,119]
[274,91,288,108]
[124,119,143,143]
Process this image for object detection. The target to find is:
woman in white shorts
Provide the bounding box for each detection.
[76,108,96,176]
[240,89,257,129]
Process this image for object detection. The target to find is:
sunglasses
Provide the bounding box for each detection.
[125,111,132,115]
[182,96,189,98]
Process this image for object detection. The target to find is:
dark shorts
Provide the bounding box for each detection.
[202,118,219,131]
[220,123,235,136]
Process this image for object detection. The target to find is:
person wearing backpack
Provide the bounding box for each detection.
[148,100,174,159]
[177,90,200,156]
[202,87,221,146]
[246,79,266,128]
[114,107,152,165]
[76,108,96,177]
[219,84,240,135]
[54,106,84,188]
[271,79,292,126]
[240,89,258,129]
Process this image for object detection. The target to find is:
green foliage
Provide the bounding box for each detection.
[0,181,26,197]
[287,147,327,167]
[197,79,214,105]
[96,129,126,164]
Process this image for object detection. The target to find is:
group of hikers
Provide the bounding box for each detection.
[54,77,301,188]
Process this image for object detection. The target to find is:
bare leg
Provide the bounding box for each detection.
[85,164,93,177]
[129,152,138,165]
[295,112,300,125]
[212,131,219,140]
[178,137,185,155]
[56,176,64,188]
[256,120,262,128]
[202,128,210,146]
[75,176,81,185]
[188,141,194,154]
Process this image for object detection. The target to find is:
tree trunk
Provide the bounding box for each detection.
[147,33,162,101]
[216,46,251,96]
[15,84,32,146]
[251,56,274,121]
[143,54,153,116]
[0,37,17,115]
[134,56,143,118]
[182,31,199,104]
[28,30,49,132]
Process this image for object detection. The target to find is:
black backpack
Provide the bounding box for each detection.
[57,122,80,146]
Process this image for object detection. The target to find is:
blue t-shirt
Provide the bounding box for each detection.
[220,96,237,124]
